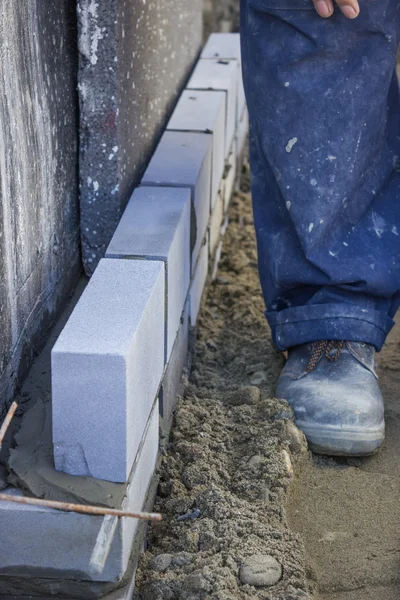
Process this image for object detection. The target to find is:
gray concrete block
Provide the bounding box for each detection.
[189,237,209,326]
[106,186,191,362]
[141,131,212,272]
[0,401,159,583]
[159,301,189,437]
[201,32,241,61]
[78,0,203,275]
[188,59,237,160]
[201,33,246,123]
[223,138,237,212]
[167,90,226,210]
[52,259,164,483]
[209,191,224,259]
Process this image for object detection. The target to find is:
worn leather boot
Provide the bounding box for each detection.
[276,341,385,456]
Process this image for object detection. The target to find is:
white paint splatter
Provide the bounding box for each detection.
[286,201,291,210]
[372,212,386,238]
[285,138,298,153]
[308,223,314,233]
[310,179,317,187]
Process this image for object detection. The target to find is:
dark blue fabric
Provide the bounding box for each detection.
[240,0,400,351]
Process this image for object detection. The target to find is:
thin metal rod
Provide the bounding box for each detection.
[0,402,18,448]
[89,515,119,575]
[0,493,162,521]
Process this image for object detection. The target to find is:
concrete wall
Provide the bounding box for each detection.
[0,1,81,410]
[78,0,203,274]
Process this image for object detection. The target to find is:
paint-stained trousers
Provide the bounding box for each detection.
[241,0,400,351]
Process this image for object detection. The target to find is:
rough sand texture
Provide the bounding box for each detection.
[134,166,310,600]
[288,327,400,600]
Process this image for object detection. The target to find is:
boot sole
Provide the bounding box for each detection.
[296,420,385,457]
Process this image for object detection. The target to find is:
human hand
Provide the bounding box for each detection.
[313,0,359,19]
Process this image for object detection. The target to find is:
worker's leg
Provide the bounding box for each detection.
[241,0,400,352]
[241,0,400,455]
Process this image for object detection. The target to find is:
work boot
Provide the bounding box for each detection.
[276,341,385,456]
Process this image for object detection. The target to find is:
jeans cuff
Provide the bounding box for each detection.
[266,303,395,351]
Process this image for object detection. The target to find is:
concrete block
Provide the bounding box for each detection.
[167,90,226,210]
[223,138,237,212]
[141,131,212,271]
[106,187,191,362]
[189,237,209,326]
[201,33,246,122]
[52,259,164,483]
[159,301,189,438]
[209,191,224,259]
[0,401,159,583]
[201,33,241,61]
[187,59,237,159]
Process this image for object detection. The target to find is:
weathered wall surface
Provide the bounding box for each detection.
[0,1,81,410]
[78,0,203,274]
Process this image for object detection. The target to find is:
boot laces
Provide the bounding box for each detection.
[306,340,345,373]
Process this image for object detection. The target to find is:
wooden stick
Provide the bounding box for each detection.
[89,514,119,575]
[0,493,162,521]
[0,402,18,448]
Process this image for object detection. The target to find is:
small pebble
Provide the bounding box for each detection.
[286,421,306,454]
[225,386,260,406]
[248,455,263,468]
[177,508,201,521]
[172,553,193,567]
[240,554,282,587]
[151,554,173,572]
[282,449,294,478]
[249,370,267,385]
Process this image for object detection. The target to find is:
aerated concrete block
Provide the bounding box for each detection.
[189,237,209,326]
[106,187,191,362]
[187,59,237,159]
[52,259,164,483]
[0,401,159,583]
[167,90,226,210]
[224,139,237,212]
[142,131,212,271]
[209,191,224,259]
[201,33,246,122]
[202,32,241,61]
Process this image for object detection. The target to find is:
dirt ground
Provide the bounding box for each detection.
[134,159,400,600]
[288,328,400,600]
[134,165,310,600]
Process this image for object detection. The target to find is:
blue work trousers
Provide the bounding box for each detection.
[241,0,400,350]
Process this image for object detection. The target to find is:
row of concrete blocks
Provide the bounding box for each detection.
[53,32,248,485]
[0,34,249,594]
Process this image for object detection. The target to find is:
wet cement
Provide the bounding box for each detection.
[288,326,400,600]
[1,277,127,509]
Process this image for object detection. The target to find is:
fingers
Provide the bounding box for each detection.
[313,0,334,18]
[335,0,360,18]
[313,0,360,18]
